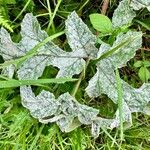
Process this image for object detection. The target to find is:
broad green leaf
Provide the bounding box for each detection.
[143,60,150,67]
[89,13,112,33]
[130,0,150,12]
[0,78,77,88]
[134,61,143,68]
[112,0,136,28]
[138,67,150,82]
[20,86,99,133]
[134,60,150,68]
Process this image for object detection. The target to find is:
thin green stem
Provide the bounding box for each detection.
[78,0,90,12]
[46,0,55,33]
[13,0,32,22]
[71,59,90,97]
[47,0,62,32]
[0,78,77,88]
[116,69,124,141]
[101,127,119,147]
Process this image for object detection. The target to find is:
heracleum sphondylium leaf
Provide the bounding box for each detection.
[18,11,98,79]
[65,11,98,58]
[86,31,150,132]
[112,0,136,28]
[17,12,86,79]
[0,12,97,79]
[20,86,99,133]
[87,31,143,98]
[130,0,150,11]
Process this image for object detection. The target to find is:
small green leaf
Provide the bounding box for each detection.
[134,61,142,68]
[138,67,150,82]
[143,60,150,67]
[89,13,112,33]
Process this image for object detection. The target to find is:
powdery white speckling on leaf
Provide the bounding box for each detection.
[86,32,150,136]
[0,12,97,80]
[20,86,99,133]
[112,0,136,28]
[87,30,143,98]
[130,0,150,11]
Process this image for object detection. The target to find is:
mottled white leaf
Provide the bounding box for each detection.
[87,31,142,98]
[17,56,51,79]
[130,0,150,11]
[91,118,114,137]
[65,11,98,58]
[87,61,150,136]
[20,86,60,119]
[102,31,142,68]
[1,64,16,78]
[51,56,86,78]
[17,13,85,79]
[20,86,99,132]
[0,12,97,79]
[20,13,48,51]
[112,0,136,28]
[0,28,25,60]
[86,30,150,130]
[1,9,150,139]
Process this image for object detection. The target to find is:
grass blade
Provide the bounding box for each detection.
[115,69,124,141]
[0,78,77,88]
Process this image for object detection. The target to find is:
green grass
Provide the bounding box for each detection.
[0,0,150,149]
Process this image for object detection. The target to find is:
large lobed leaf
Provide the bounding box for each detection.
[86,31,150,133]
[0,12,97,80]
[20,86,99,133]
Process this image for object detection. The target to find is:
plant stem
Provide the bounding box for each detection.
[116,69,124,141]
[71,59,90,97]
[46,0,55,33]
[47,0,62,33]
[78,0,90,12]
[13,0,32,22]
[101,0,109,15]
